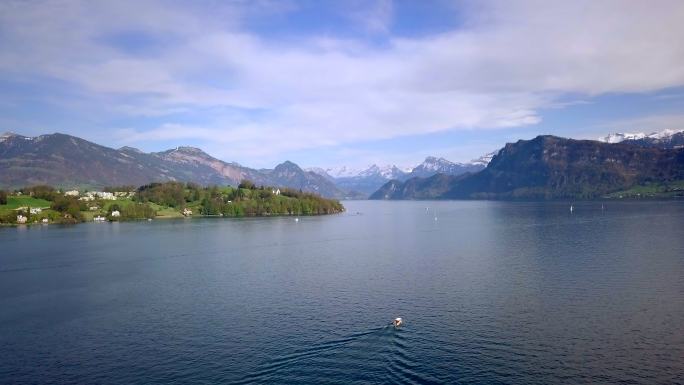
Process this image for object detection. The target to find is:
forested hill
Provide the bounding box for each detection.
[371,135,684,200]
[135,181,344,217]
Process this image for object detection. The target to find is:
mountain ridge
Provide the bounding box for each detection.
[371,135,684,200]
[0,132,347,198]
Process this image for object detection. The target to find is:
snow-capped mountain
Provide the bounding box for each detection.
[408,156,484,178]
[324,166,363,178]
[358,164,408,179]
[469,151,499,166]
[598,128,684,149]
[304,167,335,182]
[325,164,408,196]
[598,132,648,143]
[598,128,684,144]
[308,155,493,197]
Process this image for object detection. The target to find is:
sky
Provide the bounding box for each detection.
[1,0,684,169]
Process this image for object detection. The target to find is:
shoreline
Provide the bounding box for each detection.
[0,210,345,228]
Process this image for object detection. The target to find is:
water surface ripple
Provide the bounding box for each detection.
[1,201,683,384]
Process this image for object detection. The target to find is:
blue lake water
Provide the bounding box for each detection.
[1,200,683,384]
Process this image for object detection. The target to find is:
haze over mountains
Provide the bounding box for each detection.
[0,132,487,198]
[306,157,487,196]
[2,128,683,200]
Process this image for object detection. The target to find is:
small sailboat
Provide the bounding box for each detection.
[392,317,403,327]
[570,205,574,213]
[295,217,299,222]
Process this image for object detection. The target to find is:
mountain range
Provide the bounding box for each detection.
[371,130,684,200]
[0,132,484,198]
[4,128,682,200]
[0,132,347,197]
[307,156,487,196]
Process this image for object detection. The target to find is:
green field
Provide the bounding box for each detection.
[604,180,684,199]
[0,196,52,214]
[149,203,184,218]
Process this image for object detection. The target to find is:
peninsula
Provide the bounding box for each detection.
[0,181,344,225]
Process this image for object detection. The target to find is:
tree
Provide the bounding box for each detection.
[0,190,7,205]
[238,179,255,189]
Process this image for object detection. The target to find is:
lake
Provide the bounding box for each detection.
[1,200,683,384]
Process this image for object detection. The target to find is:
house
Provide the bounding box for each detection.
[111,210,121,217]
[64,190,80,196]
[29,207,42,214]
[78,191,117,201]
[96,192,116,200]
[182,208,193,216]
[42,218,49,224]
[16,215,27,224]
[272,188,281,195]
[89,206,99,211]
[94,215,106,222]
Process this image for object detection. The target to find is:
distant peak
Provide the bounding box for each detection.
[1,131,26,139]
[274,160,304,174]
[119,146,143,154]
[276,160,301,169]
[422,156,452,164]
[469,150,500,166]
[598,132,646,143]
[157,146,212,157]
[174,146,206,153]
[598,128,684,143]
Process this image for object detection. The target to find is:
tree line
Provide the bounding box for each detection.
[1,181,344,224]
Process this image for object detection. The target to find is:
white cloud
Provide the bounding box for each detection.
[1,0,684,164]
[594,113,684,134]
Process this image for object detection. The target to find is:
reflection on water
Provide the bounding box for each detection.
[1,200,683,384]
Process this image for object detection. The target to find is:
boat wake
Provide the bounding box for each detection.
[231,324,438,384]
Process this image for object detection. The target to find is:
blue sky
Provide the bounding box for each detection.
[1,0,684,169]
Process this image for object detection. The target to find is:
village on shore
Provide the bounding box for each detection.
[0,181,344,226]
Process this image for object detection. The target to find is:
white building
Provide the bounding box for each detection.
[29,207,42,214]
[182,208,193,216]
[94,215,106,222]
[97,192,116,200]
[79,191,118,201]
[16,215,27,224]
[111,210,121,217]
[272,188,281,195]
[64,190,80,196]
[42,218,49,224]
